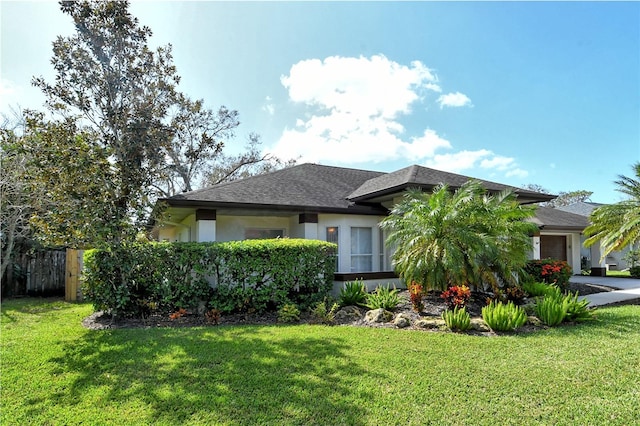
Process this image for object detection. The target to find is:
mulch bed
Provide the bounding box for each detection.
[81,282,634,332]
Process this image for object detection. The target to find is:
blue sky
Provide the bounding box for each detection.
[2,1,639,203]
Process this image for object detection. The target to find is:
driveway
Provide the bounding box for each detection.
[571,275,640,306]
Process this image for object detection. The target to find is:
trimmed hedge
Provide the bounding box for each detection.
[83,239,337,317]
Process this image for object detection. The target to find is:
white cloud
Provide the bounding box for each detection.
[270,54,525,180]
[272,55,447,164]
[437,92,472,109]
[426,149,527,178]
[426,150,492,173]
[506,168,528,178]
[261,96,275,115]
[281,55,441,120]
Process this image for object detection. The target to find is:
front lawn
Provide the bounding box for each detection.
[607,270,631,278]
[2,298,639,425]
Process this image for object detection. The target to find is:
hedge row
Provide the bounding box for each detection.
[83,239,337,317]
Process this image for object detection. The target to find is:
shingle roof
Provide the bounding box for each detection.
[347,164,554,203]
[163,163,387,214]
[533,207,590,230]
[162,163,555,214]
[556,202,603,217]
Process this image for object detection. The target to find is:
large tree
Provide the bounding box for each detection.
[584,162,640,258]
[31,0,180,246]
[381,181,538,291]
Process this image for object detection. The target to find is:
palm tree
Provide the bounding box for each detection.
[380,180,537,291]
[584,162,640,257]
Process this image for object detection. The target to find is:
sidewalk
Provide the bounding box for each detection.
[571,275,640,307]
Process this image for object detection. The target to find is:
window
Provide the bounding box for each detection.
[326,227,339,271]
[351,227,372,272]
[245,228,285,240]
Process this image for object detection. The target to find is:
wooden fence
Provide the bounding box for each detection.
[1,249,67,297]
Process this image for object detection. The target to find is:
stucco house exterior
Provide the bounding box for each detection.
[152,163,589,289]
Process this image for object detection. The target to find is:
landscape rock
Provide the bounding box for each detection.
[527,316,543,326]
[393,313,412,328]
[415,318,446,329]
[335,306,364,323]
[365,308,393,323]
[470,318,490,332]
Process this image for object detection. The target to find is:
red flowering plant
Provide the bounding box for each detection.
[441,285,471,310]
[409,282,425,312]
[524,259,572,290]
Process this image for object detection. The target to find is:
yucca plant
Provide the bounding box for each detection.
[482,300,528,331]
[339,279,367,307]
[442,306,471,332]
[364,285,400,310]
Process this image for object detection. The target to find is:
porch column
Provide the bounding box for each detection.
[532,233,541,260]
[299,213,318,240]
[196,209,217,242]
[590,241,607,276]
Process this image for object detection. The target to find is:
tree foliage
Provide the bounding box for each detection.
[584,162,640,258]
[0,129,34,278]
[521,184,592,207]
[155,95,239,197]
[381,182,538,291]
[30,0,180,246]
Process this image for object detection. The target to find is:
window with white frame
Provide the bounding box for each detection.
[351,227,372,272]
[326,227,339,271]
[245,228,285,240]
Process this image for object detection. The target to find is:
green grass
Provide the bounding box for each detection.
[2,298,640,425]
[607,270,631,277]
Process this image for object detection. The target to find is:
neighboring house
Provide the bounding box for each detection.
[557,201,633,272]
[152,163,587,290]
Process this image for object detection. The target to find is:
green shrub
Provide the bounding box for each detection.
[339,280,367,307]
[310,299,339,325]
[277,303,300,323]
[83,239,336,317]
[630,266,640,278]
[524,259,572,290]
[521,281,559,298]
[534,291,567,326]
[442,306,471,332]
[365,285,400,310]
[563,291,595,322]
[482,300,528,331]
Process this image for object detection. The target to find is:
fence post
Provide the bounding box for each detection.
[65,249,79,302]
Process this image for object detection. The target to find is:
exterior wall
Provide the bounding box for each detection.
[158,226,177,242]
[215,215,291,242]
[317,214,388,274]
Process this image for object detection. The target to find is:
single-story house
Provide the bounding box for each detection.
[152,163,590,290]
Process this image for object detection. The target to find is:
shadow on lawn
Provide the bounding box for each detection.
[0,297,77,324]
[46,325,379,424]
